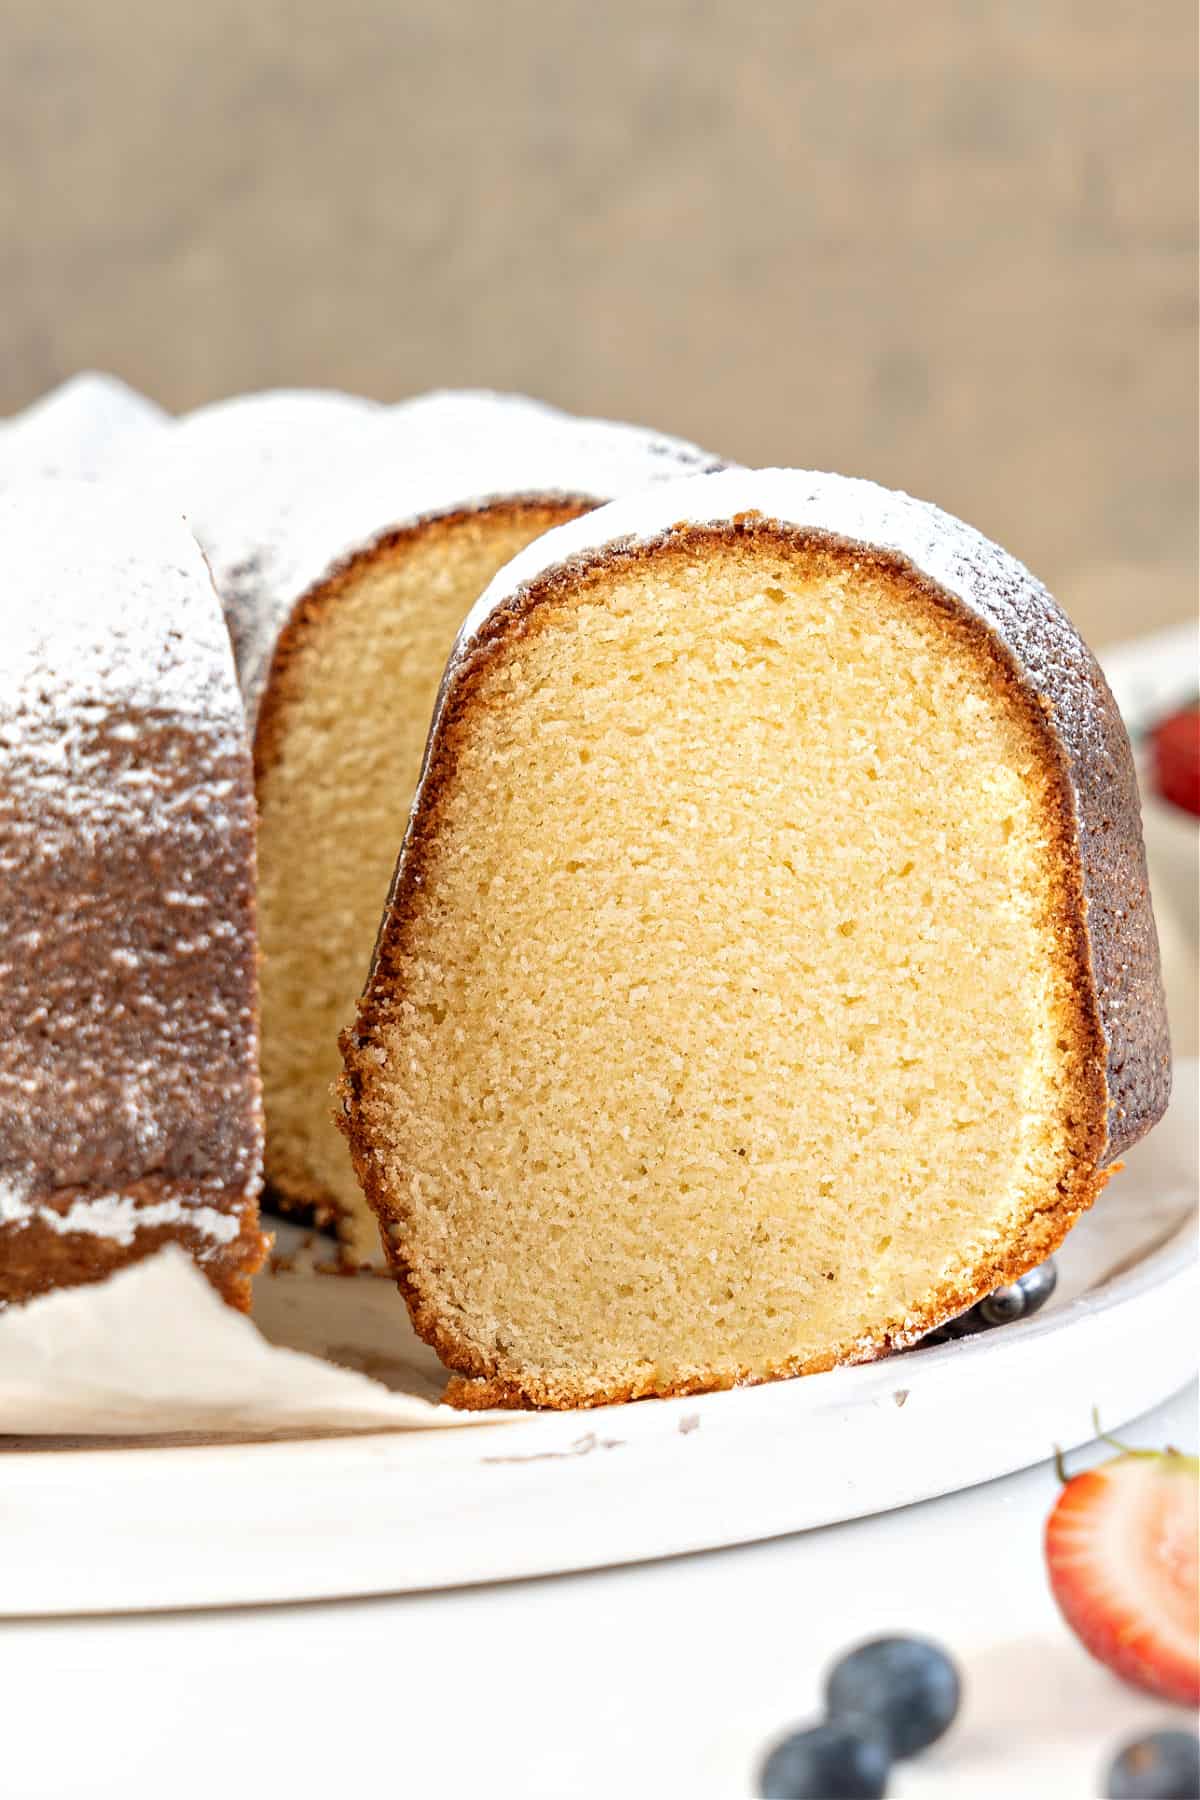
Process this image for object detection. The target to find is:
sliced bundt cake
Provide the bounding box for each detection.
[151,389,722,1259]
[338,468,1171,1407]
[0,480,266,1308]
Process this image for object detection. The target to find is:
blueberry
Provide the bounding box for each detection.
[758,1718,891,1798]
[1105,1730,1200,1799]
[824,1636,961,1758]
[923,1258,1057,1343]
[977,1258,1058,1327]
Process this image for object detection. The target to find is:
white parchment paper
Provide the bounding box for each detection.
[0,1244,515,1437]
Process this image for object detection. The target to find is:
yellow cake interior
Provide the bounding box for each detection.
[347,532,1099,1403]
[256,500,585,1257]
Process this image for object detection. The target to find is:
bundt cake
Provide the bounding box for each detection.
[149,389,722,1260]
[338,467,1171,1408]
[0,480,266,1309]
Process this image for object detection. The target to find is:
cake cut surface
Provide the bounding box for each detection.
[255,499,587,1248]
[175,390,722,1256]
[0,480,266,1309]
[339,470,1170,1407]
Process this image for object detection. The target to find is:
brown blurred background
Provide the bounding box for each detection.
[2,0,1196,645]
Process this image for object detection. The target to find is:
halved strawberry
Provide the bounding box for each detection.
[1150,703,1200,817]
[1045,1440,1199,1706]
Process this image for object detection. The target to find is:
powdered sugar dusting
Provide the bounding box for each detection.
[125,388,724,726]
[1,1173,240,1251]
[451,467,1111,782]
[242,395,723,723]
[457,467,1072,664]
[0,373,167,483]
[0,479,240,708]
[117,387,385,696]
[0,478,263,1285]
[0,482,246,847]
[442,466,1105,823]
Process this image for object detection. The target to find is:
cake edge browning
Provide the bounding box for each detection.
[233,394,726,1238]
[0,1187,268,1312]
[338,512,1170,1410]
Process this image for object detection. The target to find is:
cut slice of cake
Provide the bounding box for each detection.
[148,389,722,1259]
[0,480,266,1308]
[338,468,1171,1408]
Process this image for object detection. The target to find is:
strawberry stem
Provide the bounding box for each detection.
[1087,1408,1199,1472]
[1092,1405,1137,1456]
[1055,1412,1198,1485]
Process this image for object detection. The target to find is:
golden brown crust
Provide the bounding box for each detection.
[0,1188,269,1314]
[253,499,590,787]
[252,498,590,1238]
[443,1176,1117,1410]
[392,515,1169,1163]
[338,518,1163,1410]
[357,1155,1114,1412]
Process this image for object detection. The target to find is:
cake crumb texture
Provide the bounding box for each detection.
[340,491,1169,1407]
[255,502,585,1255]
[216,390,723,1254]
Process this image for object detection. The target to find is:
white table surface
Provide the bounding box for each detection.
[5,1381,1195,1800]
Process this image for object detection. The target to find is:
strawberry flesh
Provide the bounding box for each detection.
[1045,1449,1199,1706]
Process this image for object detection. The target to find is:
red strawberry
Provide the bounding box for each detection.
[1045,1438,1199,1706]
[1150,703,1200,817]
